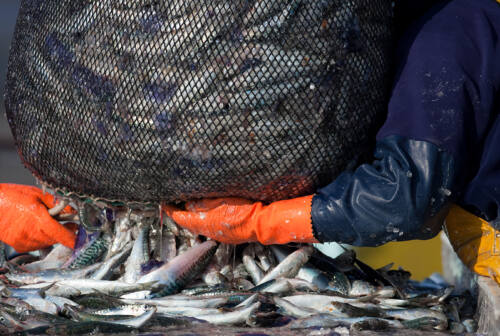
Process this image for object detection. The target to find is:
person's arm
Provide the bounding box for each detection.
[312,136,456,245]
[0,184,76,252]
[166,0,497,246]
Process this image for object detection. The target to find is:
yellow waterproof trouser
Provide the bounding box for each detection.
[445,205,500,284]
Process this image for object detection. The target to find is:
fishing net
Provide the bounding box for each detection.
[4,0,393,203]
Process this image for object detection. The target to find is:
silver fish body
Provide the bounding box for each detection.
[123,225,150,283]
[139,240,217,297]
[92,242,133,280]
[23,245,73,273]
[258,245,314,285]
[195,302,261,325]
[242,244,264,285]
[287,314,404,330]
[6,263,102,285]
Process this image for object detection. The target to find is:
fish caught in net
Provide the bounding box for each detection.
[5,0,393,203]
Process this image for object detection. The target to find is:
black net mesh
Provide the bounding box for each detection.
[5,0,393,203]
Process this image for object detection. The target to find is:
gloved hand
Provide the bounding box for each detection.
[445,204,500,284]
[0,184,77,253]
[164,195,318,245]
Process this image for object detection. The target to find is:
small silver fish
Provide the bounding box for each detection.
[273,297,319,318]
[195,302,261,326]
[6,263,102,285]
[92,242,133,280]
[258,245,314,285]
[23,244,74,273]
[242,244,264,285]
[123,225,150,283]
[139,240,217,297]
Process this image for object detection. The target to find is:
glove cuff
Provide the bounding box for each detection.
[255,195,318,245]
[445,204,500,282]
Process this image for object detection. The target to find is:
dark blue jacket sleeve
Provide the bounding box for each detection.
[312,136,455,246]
[311,0,500,246]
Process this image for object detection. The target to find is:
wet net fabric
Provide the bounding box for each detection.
[5,0,393,203]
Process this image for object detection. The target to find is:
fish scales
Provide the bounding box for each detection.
[68,237,109,269]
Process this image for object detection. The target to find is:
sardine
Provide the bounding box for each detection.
[23,297,58,315]
[383,308,448,330]
[253,244,275,272]
[243,244,264,285]
[107,307,156,328]
[45,295,81,311]
[349,280,376,297]
[270,245,330,290]
[123,225,150,283]
[326,273,351,295]
[48,279,155,296]
[92,242,133,280]
[92,304,150,316]
[273,297,319,318]
[258,245,314,285]
[5,263,102,285]
[260,278,292,294]
[195,302,261,325]
[120,296,227,309]
[232,278,255,291]
[21,283,82,298]
[64,304,156,328]
[155,306,222,317]
[402,317,449,331]
[287,314,404,330]
[160,229,176,262]
[109,215,133,257]
[282,294,377,311]
[139,240,217,297]
[23,245,73,273]
[72,293,124,311]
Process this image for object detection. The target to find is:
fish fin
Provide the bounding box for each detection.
[377,263,394,273]
[38,282,56,298]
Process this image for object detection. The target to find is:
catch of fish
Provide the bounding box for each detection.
[6,0,393,203]
[0,197,478,335]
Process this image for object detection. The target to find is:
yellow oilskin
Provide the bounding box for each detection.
[444,204,500,284]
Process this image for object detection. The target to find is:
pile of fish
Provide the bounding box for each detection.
[0,201,478,335]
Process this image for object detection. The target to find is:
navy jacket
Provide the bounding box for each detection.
[311,0,500,246]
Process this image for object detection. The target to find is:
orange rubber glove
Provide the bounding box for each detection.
[445,204,500,284]
[0,184,77,253]
[164,195,318,245]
